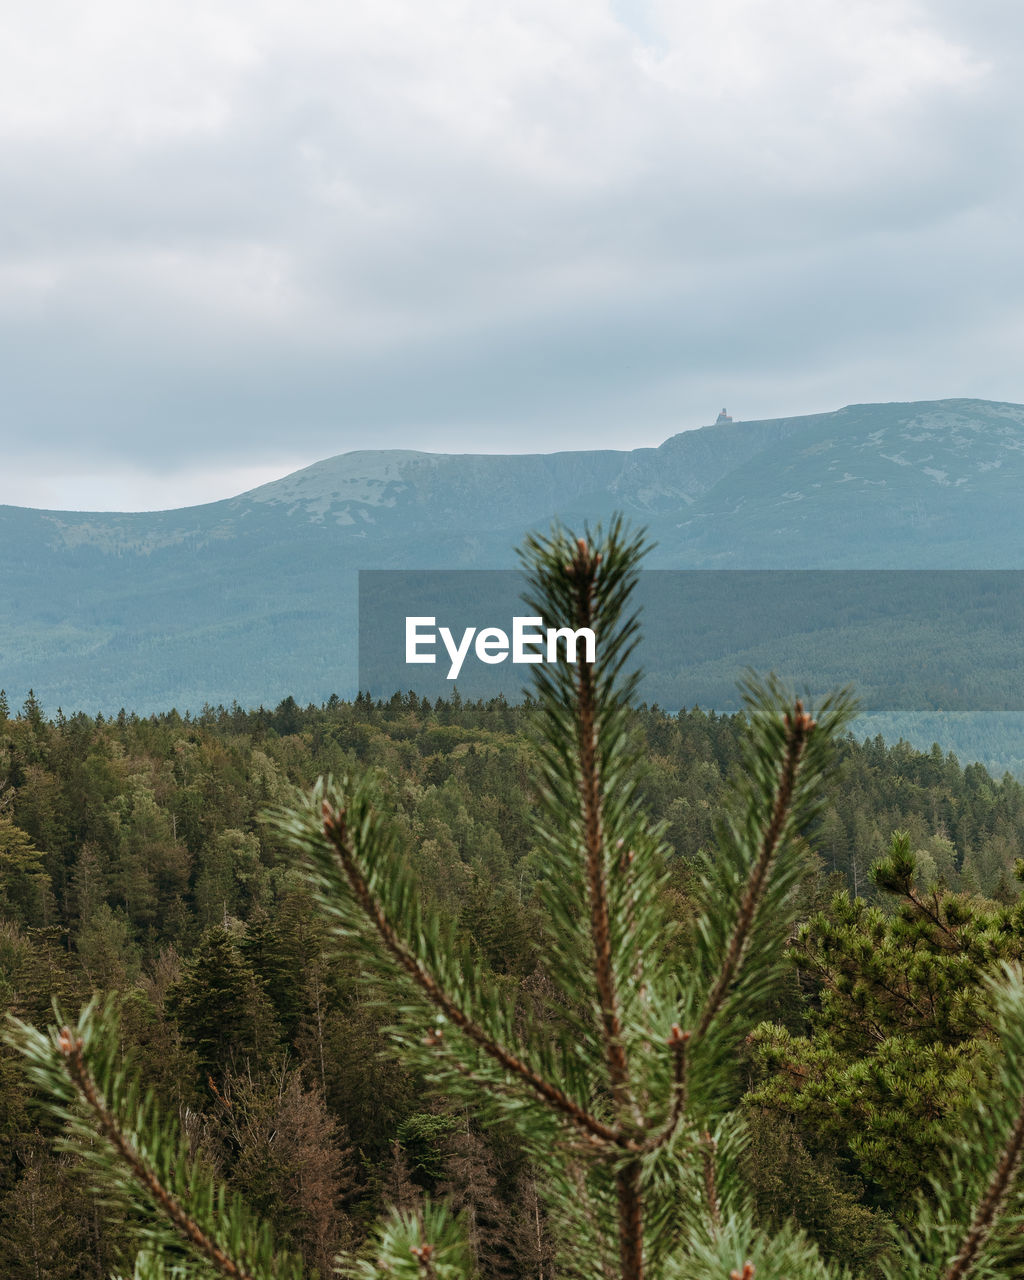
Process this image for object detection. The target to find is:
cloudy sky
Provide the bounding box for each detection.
[2,0,1021,510]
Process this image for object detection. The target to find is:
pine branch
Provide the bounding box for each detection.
[943,1081,1024,1280]
[410,1242,440,1278]
[639,1026,689,1156]
[695,700,816,1043]
[615,1161,644,1280]
[340,1200,473,1280]
[5,998,308,1280]
[551,532,646,1279]
[567,536,634,1117]
[520,518,664,1056]
[320,799,623,1150]
[56,1027,256,1280]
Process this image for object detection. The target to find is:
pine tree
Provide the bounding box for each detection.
[748,832,1024,1209]
[6,519,1024,1278]
[166,925,279,1081]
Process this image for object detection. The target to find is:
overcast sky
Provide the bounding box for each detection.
[2,0,1022,510]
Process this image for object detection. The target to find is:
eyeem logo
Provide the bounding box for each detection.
[406,616,596,680]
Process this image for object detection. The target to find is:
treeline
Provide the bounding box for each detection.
[3,688,1024,1275]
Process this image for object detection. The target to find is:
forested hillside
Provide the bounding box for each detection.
[3,690,1024,1275]
[8,398,1024,715]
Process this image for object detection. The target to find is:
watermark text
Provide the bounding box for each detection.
[405,616,596,679]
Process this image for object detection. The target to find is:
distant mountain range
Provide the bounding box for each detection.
[4,397,1024,715]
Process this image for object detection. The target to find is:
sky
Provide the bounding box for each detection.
[2,0,1022,511]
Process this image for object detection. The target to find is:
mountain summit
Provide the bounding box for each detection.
[4,398,1024,711]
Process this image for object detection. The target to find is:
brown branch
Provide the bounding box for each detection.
[695,703,815,1042]
[569,538,634,1117]
[569,538,645,1280]
[943,1082,1024,1280]
[321,804,626,1150]
[616,1160,645,1280]
[57,1029,256,1280]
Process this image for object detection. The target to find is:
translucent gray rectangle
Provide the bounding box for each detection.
[359,569,1024,712]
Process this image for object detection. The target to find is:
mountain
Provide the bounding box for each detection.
[4,397,1024,714]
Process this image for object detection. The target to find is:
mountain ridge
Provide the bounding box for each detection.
[4,396,1024,713]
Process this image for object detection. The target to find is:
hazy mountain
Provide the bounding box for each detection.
[4,397,1024,713]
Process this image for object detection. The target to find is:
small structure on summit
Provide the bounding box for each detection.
[715,407,733,424]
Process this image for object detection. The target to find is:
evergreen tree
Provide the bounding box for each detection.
[0,1141,105,1279]
[748,832,1024,1208]
[7,521,1024,1278]
[0,814,49,926]
[166,925,279,1080]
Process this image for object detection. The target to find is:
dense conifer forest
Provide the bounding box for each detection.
[4,686,1024,1276]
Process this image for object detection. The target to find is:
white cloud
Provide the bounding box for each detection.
[0,0,1018,508]
[0,455,313,513]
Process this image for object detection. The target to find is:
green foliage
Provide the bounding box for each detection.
[0,814,48,925]
[882,968,1024,1279]
[342,1200,475,1280]
[7,520,1024,1276]
[748,830,1024,1212]
[268,519,863,1278]
[7,995,306,1280]
[743,1110,891,1273]
[167,926,279,1080]
[681,674,854,1121]
[396,1114,461,1185]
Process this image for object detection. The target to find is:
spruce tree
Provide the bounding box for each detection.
[166,925,279,1081]
[7,519,1024,1278]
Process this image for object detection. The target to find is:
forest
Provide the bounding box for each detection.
[3,674,1024,1277]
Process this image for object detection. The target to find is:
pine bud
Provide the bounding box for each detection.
[786,699,816,735]
[322,801,348,842]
